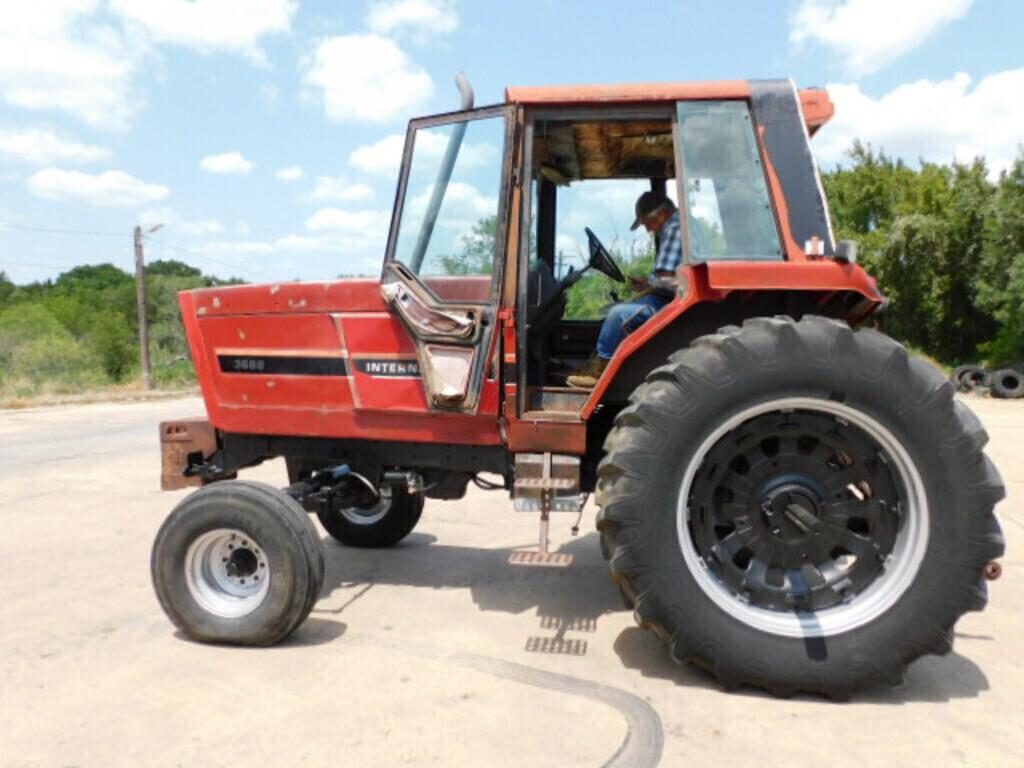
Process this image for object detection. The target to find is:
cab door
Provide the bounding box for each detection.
[381,105,515,413]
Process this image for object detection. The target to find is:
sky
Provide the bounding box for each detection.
[1,0,1022,285]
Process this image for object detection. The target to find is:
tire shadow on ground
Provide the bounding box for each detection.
[171,617,348,649]
[311,530,626,634]
[612,626,990,703]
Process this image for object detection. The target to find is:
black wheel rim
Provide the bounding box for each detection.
[688,409,907,614]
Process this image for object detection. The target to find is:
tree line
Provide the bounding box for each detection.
[1,144,1021,398]
[0,261,239,398]
[825,143,1023,366]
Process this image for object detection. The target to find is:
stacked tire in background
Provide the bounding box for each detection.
[951,364,1024,398]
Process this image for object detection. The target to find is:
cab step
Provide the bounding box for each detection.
[508,452,582,568]
[508,550,574,568]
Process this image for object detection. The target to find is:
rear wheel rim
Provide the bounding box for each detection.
[676,397,928,638]
[185,528,270,618]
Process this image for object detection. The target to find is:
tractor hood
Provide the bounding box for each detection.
[183,278,388,317]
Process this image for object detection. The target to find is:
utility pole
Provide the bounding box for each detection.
[134,225,153,390]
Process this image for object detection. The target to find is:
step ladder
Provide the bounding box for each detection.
[509,453,582,568]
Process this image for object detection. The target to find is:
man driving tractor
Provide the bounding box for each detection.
[567,189,683,388]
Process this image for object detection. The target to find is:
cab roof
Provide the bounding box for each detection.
[504,80,834,135]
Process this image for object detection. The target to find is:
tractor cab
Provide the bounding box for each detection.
[380,79,854,434]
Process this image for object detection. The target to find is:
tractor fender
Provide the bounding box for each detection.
[581,262,885,416]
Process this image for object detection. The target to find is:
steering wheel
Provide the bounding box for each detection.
[529,228,627,335]
[584,227,626,283]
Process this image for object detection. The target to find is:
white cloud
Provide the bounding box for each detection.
[198,240,274,256]
[28,168,169,207]
[0,127,109,164]
[276,165,304,181]
[349,134,407,177]
[814,69,1024,177]
[366,0,458,40]
[0,2,291,132]
[139,206,174,230]
[180,219,224,235]
[0,3,148,130]
[196,209,391,265]
[199,152,254,175]
[555,233,585,262]
[306,207,391,235]
[310,176,375,203]
[274,233,325,251]
[139,206,223,235]
[300,206,393,257]
[790,0,974,76]
[349,130,498,177]
[403,181,495,242]
[303,34,434,123]
[109,0,296,65]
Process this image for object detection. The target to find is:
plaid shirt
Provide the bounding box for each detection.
[653,210,683,274]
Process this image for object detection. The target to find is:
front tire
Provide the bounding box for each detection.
[152,481,325,646]
[597,316,1005,697]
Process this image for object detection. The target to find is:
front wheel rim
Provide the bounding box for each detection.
[339,493,393,526]
[676,397,929,638]
[185,528,271,618]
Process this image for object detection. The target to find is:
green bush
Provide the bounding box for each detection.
[0,304,105,395]
[90,311,137,381]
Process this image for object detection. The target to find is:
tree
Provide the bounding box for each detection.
[0,271,13,308]
[439,216,497,276]
[823,144,1022,365]
[147,259,202,279]
[977,153,1024,363]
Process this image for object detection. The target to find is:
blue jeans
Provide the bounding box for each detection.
[597,293,669,359]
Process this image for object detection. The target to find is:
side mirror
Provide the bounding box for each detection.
[835,239,858,265]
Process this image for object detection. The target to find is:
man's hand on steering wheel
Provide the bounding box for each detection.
[628,275,648,294]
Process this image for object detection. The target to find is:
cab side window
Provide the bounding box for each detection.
[677,101,782,261]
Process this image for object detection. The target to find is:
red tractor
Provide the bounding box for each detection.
[152,78,1005,697]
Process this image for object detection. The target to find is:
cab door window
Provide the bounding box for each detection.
[390,111,509,301]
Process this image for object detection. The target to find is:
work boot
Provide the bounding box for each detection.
[567,356,608,389]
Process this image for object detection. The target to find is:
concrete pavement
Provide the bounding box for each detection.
[0,396,1021,767]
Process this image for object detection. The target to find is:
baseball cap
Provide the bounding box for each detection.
[630,190,671,230]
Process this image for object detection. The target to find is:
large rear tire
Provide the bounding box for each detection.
[152,481,325,645]
[597,316,1005,697]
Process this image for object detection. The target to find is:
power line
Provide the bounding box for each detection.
[0,259,77,271]
[1,223,126,238]
[2,222,281,282]
[146,235,276,281]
